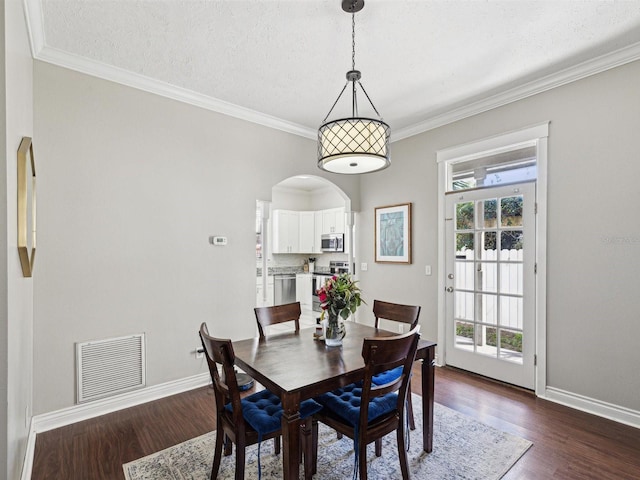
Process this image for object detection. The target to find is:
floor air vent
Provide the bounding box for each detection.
[76,334,146,403]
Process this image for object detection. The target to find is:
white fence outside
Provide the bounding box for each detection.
[454,248,523,331]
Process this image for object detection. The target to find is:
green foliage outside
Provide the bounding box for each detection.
[455,196,524,251]
[455,323,522,353]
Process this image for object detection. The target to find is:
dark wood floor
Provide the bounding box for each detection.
[32,366,640,479]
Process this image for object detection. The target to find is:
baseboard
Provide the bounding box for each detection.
[544,386,640,429]
[32,372,210,434]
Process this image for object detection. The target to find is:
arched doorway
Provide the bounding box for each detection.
[256,175,354,329]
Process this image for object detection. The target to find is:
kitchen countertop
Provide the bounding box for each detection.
[256,267,331,276]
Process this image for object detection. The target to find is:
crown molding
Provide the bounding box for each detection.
[23,0,640,143]
[393,41,640,141]
[36,45,318,139]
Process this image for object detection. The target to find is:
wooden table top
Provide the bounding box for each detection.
[233,322,436,401]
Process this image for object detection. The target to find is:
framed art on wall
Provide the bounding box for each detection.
[375,203,411,264]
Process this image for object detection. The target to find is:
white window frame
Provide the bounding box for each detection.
[436,122,549,395]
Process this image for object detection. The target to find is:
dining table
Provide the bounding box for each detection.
[232,321,437,480]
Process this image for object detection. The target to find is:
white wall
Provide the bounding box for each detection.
[357,59,640,412]
[32,61,360,415]
[2,1,34,479]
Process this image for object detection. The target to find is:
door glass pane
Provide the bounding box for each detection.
[483,199,497,228]
[478,293,497,325]
[501,196,523,227]
[477,262,497,292]
[500,296,523,330]
[456,233,474,259]
[456,202,474,230]
[499,328,523,364]
[500,263,523,295]
[500,230,523,260]
[455,261,474,290]
[479,231,497,259]
[455,321,474,352]
[478,326,498,358]
[455,292,474,321]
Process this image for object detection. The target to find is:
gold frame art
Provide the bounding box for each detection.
[18,137,36,277]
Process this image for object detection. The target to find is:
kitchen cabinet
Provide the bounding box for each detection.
[272,210,299,253]
[256,276,274,307]
[298,211,316,253]
[321,207,345,234]
[273,207,347,254]
[296,273,313,309]
[314,211,323,254]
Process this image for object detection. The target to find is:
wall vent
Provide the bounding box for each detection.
[76,334,146,403]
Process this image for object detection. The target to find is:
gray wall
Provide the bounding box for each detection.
[2,1,34,479]
[33,62,359,414]
[357,59,640,412]
[31,50,640,419]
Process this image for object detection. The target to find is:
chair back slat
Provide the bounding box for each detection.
[373,300,421,329]
[254,302,302,338]
[358,327,420,433]
[199,322,244,426]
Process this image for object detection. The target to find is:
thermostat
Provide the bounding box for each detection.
[209,236,228,246]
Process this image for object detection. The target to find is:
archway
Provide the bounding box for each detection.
[256,175,354,328]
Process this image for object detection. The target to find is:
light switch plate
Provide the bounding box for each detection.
[425,265,432,276]
[361,262,368,271]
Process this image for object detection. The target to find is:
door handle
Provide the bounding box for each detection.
[446,287,454,293]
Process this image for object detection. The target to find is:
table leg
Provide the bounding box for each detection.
[421,346,435,452]
[281,394,301,480]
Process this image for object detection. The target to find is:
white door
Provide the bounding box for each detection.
[444,182,536,389]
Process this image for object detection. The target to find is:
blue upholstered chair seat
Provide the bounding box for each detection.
[315,382,398,427]
[225,388,322,435]
[371,366,403,386]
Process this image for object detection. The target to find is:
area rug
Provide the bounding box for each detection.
[123,394,532,479]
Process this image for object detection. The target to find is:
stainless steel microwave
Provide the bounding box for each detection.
[321,233,344,252]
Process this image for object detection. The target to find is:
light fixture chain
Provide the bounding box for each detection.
[352,11,356,71]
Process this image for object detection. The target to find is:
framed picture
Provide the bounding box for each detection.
[375,203,412,264]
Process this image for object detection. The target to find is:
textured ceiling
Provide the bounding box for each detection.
[33,0,640,138]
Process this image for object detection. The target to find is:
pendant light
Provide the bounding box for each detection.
[317,0,390,174]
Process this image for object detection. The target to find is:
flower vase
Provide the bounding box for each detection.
[324,313,345,347]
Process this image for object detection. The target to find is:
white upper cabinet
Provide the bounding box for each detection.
[322,207,345,234]
[272,210,300,253]
[273,207,347,254]
[314,211,323,254]
[298,211,316,253]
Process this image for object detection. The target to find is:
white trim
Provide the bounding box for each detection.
[534,136,548,396]
[394,42,640,142]
[36,46,317,139]
[543,387,640,430]
[32,372,210,433]
[436,160,447,366]
[20,418,36,480]
[436,123,549,163]
[22,0,640,142]
[436,123,549,394]
[22,0,44,58]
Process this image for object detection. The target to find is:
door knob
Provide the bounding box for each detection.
[446,287,454,293]
[448,273,454,279]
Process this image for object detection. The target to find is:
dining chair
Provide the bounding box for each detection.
[313,327,420,480]
[372,299,421,431]
[253,302,302,455]
[199,322,321,480]
[254,301,301,338]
